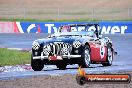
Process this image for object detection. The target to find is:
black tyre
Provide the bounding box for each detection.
[56,63,67,70]
[31,54,44,71]
[102,44,113,66]
[76,76,86,85]
[79,45,91,68]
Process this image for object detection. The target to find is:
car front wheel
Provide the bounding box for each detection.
[79,45,91,68]
[31,54,44,71]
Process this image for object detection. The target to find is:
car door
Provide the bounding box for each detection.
[90,38,107,62]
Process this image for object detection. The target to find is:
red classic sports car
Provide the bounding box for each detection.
[31,23,115,71]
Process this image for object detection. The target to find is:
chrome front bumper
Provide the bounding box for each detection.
[33,53,81,60]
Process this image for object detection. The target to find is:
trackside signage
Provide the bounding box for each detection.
[11,22,132,34]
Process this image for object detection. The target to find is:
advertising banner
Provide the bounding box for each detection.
[0,22,14,33]
[13,22,132,34]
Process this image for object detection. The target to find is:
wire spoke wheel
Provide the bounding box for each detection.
[80,45,91,68]
[102,44,113,66]
[84,49,90,66]
[107,48,113,64]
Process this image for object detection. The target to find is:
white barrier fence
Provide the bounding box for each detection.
[0,8,132,21]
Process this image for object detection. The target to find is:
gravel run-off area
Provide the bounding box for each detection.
[0,72,132,88]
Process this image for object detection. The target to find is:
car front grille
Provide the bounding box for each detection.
[43,42,71,55]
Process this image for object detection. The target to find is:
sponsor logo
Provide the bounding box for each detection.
[14,22,41,33]
[44,24,128,34]
[76,67,131,85]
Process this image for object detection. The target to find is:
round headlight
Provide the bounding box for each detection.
[43,44,51,56]
[32,41,40,50]
[73,41,81,48]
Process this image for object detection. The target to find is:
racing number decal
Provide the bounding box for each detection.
[100,45,105,59]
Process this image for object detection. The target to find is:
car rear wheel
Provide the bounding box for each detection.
[31,54,44,71]
[102,44,113,66]
[79,45,91,68]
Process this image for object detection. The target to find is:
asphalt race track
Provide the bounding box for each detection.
[0,33,132,80]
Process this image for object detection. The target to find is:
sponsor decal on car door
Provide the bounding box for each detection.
[90,40,107,62]
[90,42,101,61]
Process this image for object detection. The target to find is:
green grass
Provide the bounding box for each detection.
[0,48,31,66]
[0,18,132,22]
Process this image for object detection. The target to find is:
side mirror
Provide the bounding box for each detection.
[95,38,99,41]
[99,35,102,39]
[48,35,52,38]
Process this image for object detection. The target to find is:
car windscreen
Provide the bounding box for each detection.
[58,31,95,37]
